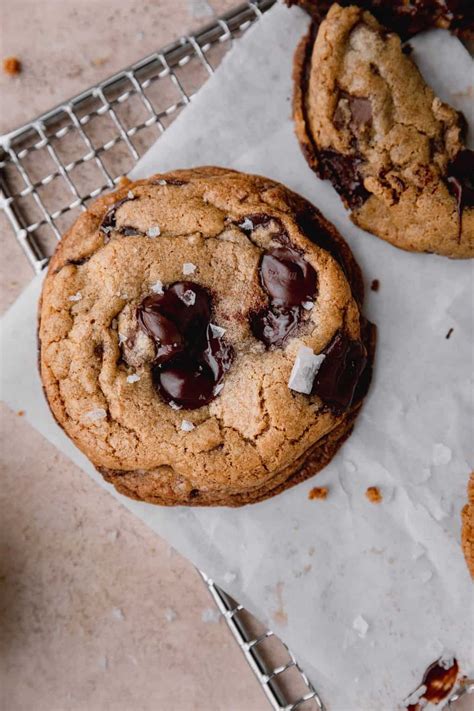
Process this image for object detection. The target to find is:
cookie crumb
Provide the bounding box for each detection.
[366,486,382,503]
[3,56,21,75]
[17,410,25,416]
[445,327,453,339]
[308,486,328,500]
[370,279,380,292]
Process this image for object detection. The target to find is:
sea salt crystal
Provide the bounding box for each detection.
[85,408,107,422]
[432,443,452,466]
[68,291,82,302]
[126,373,140,384]
[405,685,427,706]
[353,615,369,638]
[210,323,226,338]
[127,190,135,200]
[181,420,195,432]
[213,383,224,396]
[239,217,254,231]
[182,262,197,275]
[147,225,161,238]
[169,400,181,410]
[439,651,455,670]
[180,289,196,306]
[288,346,325,395]
[118,333,127,345]
[164,607,177,622]
[157,179,167,186]
[151,280,164,294]
[302,301,314,311]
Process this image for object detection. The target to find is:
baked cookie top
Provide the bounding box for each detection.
[293,3,474,258]
[39,167,371,502]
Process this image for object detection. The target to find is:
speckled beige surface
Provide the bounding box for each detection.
[0,1,266,709]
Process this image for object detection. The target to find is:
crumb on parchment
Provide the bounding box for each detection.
[3,56,22,75]
[308,486,328,500]
[366,486,382,503]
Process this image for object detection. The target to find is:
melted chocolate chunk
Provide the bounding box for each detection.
[251,247,318,347]
[100,195,136,237]
[406,658,459,710]
[348,96,372,131]
[318,150,369,209]
[260,248,317,307]
[250,307,300,347]
[312,331,367,412]
[447,148,474,241]
[137,282,233,409]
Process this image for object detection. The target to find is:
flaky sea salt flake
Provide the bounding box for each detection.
[127,190,135,200]
[302,301,314,311]
[147,225,161,238]
[169,400,181,410]
[85,408,107,422]
[288,346,325,394]
[213,383,224,396]
[210,323,226,338]
[405,685,427,706]
[181,420,195,432]
[182,262,197,275]
[157,179,167,186]
[180,289,196,306]
[118,333,127,345]
[353,615,369,638]
[126,373,140,384]
[239,217,254,231]
[68,291,82,302]
[151,280,164,294]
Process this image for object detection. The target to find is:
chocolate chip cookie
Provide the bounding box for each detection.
[286,0,474,39]
[293,3,474,258]
[38,167,375,506]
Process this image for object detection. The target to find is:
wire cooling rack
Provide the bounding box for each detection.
[0,1,323,709]
[1,2,472,709]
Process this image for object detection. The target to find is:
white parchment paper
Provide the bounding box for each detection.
[1,4,473,708]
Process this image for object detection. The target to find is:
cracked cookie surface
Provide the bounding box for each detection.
[293,3,474,258]
[39,167,374,506]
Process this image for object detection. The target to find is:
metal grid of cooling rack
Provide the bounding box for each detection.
[1,1,472,708]
[0,2,323,709]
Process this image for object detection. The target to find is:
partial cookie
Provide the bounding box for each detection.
[286,0,474,39]
[293,3,474,258]
[461,472,474,578]
[38,167,374,507]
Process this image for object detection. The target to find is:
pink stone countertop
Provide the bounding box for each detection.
[0,2,266,709]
